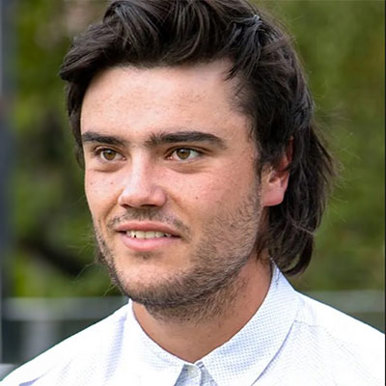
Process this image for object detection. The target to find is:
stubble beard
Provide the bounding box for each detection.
[94,190,263,323]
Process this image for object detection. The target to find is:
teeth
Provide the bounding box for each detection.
[127,230,172,239]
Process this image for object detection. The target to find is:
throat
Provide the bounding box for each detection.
[132,258,272,363]
[143,271,247,325]
[133,275,248,362]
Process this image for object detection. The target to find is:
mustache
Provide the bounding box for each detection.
[106,208,191,237]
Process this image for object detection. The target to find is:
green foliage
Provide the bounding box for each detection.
[8,0,111,297]
[261,0,384,291]
[7,0,384,296]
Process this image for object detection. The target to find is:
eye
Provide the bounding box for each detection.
[169,148,201,161]
[96,148,123,162]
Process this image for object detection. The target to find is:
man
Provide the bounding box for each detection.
[3,0,384,385]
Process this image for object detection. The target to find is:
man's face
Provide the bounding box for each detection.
[80,61,271,308]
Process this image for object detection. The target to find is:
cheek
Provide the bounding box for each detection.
[84,172,119,217]
[173,172,247,211]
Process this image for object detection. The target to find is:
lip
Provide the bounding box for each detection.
[114,221,181,237]
[118,232,179,252]
[114,221,182,252]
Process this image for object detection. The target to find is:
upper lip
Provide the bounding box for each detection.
[114,222,181,237]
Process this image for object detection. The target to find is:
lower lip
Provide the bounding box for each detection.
[118,232,180,252]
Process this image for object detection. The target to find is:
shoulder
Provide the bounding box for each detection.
[292,293,384,383]
[296,293,383,346]
[1,304,129,385]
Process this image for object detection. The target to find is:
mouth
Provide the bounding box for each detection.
[115,221,181,237]
[114,222,181,252]
[123,230,175,239]
[118,230,180,253]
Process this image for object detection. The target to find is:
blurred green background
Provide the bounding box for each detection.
[4,0,385,299]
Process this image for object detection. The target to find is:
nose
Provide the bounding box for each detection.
[117,157,167,209]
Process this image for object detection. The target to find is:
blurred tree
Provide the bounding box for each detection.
[8,0,384,297]
[266,0,385,291]
[10,0,112,297]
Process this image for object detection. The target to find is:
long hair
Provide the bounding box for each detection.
[59,0,334,275]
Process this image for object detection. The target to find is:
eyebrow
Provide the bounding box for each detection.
[81,130,227,149]
[146,131,227,149]
[81,132,128,146]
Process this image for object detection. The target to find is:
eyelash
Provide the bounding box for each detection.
[91,146,204,163]
[94,147,124,162]
[167,148,203,161]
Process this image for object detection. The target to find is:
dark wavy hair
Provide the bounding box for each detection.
[59,0,334,275]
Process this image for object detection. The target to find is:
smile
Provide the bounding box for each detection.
[119,229,179,253]
[126,230,173,239]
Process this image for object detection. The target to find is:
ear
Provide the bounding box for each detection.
[261,141,292,207]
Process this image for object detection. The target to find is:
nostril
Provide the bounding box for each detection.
[117,185,167,209]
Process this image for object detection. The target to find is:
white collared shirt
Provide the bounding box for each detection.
[2,268,384,385]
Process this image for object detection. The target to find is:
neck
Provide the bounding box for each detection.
[133,258,272,363]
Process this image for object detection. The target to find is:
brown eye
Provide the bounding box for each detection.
[100,149,118,161]
[176,149,191,160]
[171,148,200,161]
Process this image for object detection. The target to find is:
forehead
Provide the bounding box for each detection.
[80,60,251,142]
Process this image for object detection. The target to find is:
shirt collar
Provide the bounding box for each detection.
[124,305,186,386]
[201,266,300,386]
[124,266,300,386]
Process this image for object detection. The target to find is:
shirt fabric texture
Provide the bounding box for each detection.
[2,267,384,386]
